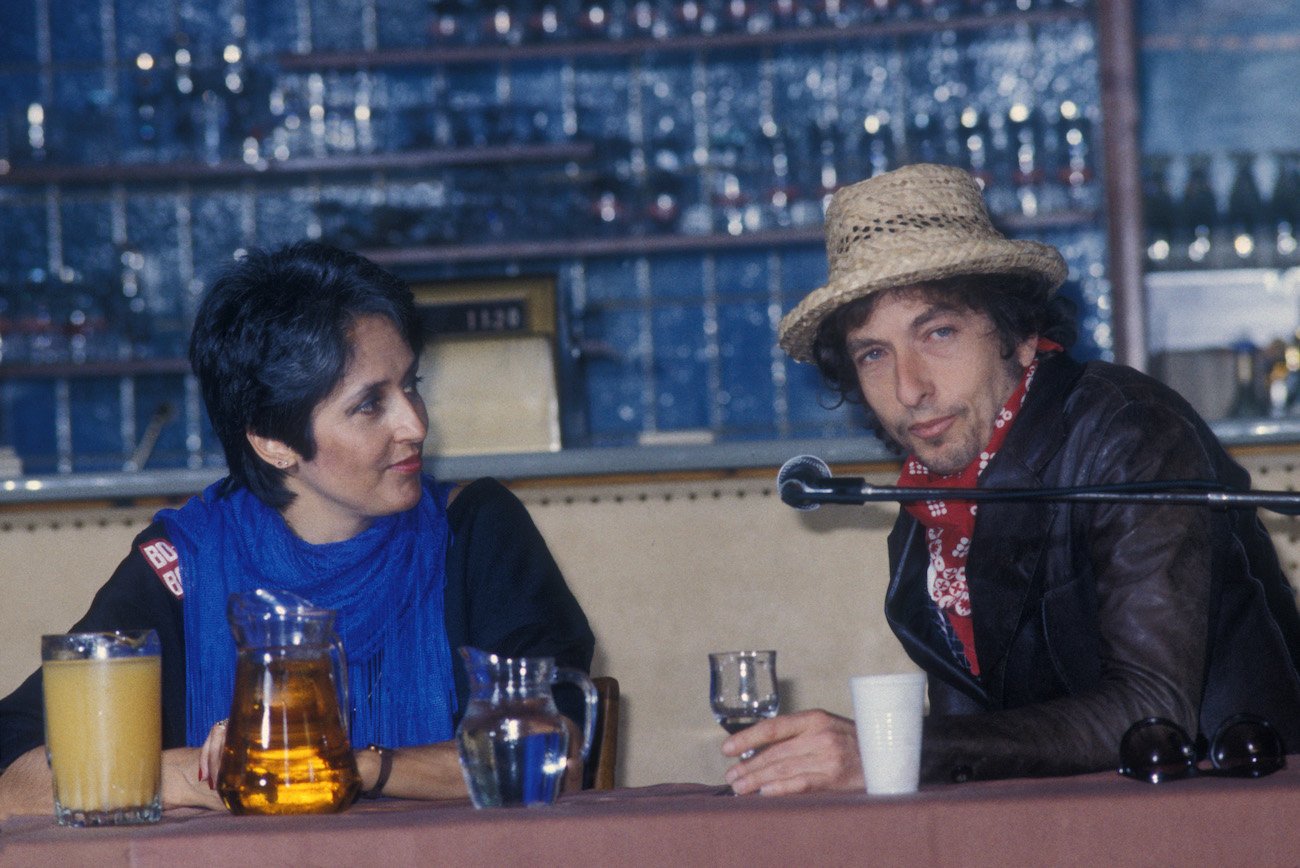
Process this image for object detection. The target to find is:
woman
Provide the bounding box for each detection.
[0,242,594,815]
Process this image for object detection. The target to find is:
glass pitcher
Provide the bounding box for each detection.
[217,589,361,815]
[455,646,598,808]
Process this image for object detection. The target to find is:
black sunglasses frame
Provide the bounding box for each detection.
[1118,713,1286,784]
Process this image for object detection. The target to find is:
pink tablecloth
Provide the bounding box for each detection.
[4,768,1300,867]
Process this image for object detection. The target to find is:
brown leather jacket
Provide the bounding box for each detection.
[884,352,1300,783]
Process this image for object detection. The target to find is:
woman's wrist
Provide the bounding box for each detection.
[359,744,395,799]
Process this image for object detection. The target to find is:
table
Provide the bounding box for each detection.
[4,768,1300,867]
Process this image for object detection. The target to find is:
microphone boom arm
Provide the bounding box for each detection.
[779,478,1300,516]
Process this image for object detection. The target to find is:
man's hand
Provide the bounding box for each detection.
[722,709,864,796]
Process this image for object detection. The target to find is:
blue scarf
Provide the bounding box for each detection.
[158,475,456,748]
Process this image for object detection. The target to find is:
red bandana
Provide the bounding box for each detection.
[895,340,1060,675]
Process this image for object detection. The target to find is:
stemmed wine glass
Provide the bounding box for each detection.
[709,650,779,760]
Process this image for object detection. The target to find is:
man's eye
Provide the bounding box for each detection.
[404,376,423,394]
[856,349,883,365]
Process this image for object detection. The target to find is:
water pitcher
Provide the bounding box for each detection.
[217,589,360,814]
[455,646,598,807]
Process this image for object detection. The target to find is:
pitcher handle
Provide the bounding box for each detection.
[554,667,599,761]
[330,633,351,740]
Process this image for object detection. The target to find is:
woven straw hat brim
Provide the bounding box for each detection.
[777,236,1066,363]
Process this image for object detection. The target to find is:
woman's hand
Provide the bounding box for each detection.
[157,719,229,811]
[196,719,228,790]
[161,746,225,810]
[0,738,227,819]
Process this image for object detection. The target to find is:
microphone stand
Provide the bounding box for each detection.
[779,477,1300,517]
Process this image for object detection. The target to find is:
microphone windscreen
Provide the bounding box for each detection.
[777,454,831,511]
[777,454,831,488]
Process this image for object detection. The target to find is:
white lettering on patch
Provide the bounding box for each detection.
[138,538,183,599]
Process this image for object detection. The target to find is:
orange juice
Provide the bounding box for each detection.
[42,654,162,824]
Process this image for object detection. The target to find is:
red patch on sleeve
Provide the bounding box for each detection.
[138,538,183,599]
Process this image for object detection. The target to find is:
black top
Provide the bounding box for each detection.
[0,477,594,771]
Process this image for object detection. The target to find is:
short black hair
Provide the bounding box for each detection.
[810,274,1077,444]
[190,241,424,508]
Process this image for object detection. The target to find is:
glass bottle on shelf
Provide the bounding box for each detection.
[1007,101,1045,217]
[815,0,852,28]
[130,52,165,160]
[1142,155,1176,270]
[1223,153,1266,268]
[769,0,814,29]
[1179,155,1217,268]
[429,0,470,44]
[627,0,661,37]
[1053,100,1097,212]
[1266,339,1290,418]
[1270,152,1300,267]
[864,0,899,21]
[857,111,895,181]
[1227,340,1265,419]
[1284,329,1300,416]
[486,3,522,45]
[959,104,992,191]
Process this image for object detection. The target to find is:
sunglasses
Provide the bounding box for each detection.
[1118,714,1286,783]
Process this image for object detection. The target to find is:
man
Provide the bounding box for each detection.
[722,163,1300,794]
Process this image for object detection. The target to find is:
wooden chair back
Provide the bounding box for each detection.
[585,676,620,790]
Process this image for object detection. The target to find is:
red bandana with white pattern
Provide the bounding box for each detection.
[895,340,1060,676]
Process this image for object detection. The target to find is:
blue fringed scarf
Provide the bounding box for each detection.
[157,475,457,748]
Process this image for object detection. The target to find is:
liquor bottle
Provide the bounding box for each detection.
[1179,155,1217,267]
[1142,156,1176,269]
[959,105,993,190]
[858,111,895,180]
[521,2,563,40]
[486,2,521,45]
[770,0,814,29]
[1007,102,1044,217]
[1223,153,1265,268]
[429,0,467,44]
[863,0,897,22]
[673,0,715,34]
[1284,329,1300,416]
[1228,341,1265,419]
[1270,152,1300,267]
[1055,100,1097,212]
[1267,340,1290,418]
[815,0,851,27]
[627,0,660,37]
[131,53,163,155]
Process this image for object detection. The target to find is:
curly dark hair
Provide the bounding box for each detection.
[809,274,1077,441]
[189,241,424,509]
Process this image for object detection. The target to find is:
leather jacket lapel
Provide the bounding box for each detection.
[962,352,1081,705]
[886,520,989,707]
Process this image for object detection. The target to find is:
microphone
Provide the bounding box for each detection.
[776,454,1300,516]
[777,454,865,511]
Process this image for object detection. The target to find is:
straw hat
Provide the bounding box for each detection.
[777,163,1067,363]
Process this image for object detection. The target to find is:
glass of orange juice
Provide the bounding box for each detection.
[41,630,162,826]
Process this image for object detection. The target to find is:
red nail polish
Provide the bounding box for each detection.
[198,765,205,782]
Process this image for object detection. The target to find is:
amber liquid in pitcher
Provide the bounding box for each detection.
[217,652,360,815]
